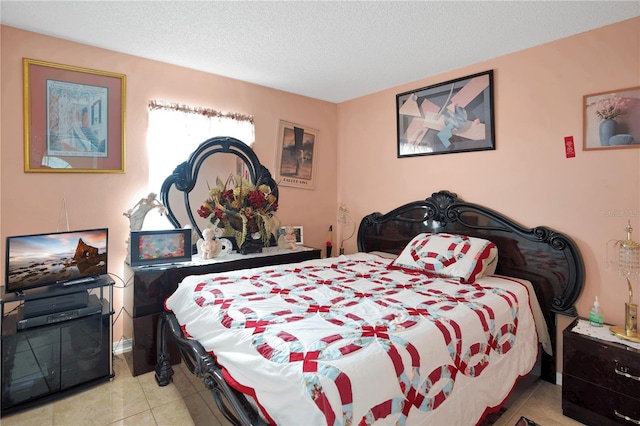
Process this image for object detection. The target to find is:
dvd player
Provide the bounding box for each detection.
[17,294,103,330]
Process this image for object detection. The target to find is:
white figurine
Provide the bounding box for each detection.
[200,227,221,259]
[124,192,167,231]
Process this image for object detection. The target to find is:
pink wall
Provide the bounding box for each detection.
[0,26,338,340]
[338,17,640,358]
[2,18,639,373]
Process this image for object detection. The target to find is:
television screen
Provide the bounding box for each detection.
[5,228,108,293]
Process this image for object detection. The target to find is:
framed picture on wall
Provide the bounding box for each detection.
[396,70,495,158]
[275,120,318,190]
[23,58,126,172]
[583,86,640,151]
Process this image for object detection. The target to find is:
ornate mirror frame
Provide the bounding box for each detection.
[159,136,278,240]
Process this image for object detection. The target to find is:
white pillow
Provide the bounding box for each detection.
[388,233,498,283]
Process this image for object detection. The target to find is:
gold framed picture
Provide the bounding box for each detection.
[23,58,126,172]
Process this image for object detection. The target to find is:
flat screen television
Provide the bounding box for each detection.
[5,228,108,293]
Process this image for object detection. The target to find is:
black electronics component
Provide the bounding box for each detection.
[17,294,102,330]
[23,290,89,318]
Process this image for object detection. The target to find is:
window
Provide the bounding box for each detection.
[144,101,254,230]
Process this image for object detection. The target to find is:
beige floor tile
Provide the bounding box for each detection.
[167,366,199,398]
[109,409,157,426]
[492,379,543,426]
[112,354,133,380]
[0,402,54,426]
[52,374,150,425]
[151,399,195,426]
[198,389,234,426]
[182,393,222,426]
[177,361,208,392]
[138,370,185,408]
[513,381,585,426]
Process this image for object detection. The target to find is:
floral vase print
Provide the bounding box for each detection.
[585,88,640,150]
[593,94,629,146]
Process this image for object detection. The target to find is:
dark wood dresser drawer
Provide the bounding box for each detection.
[563,374,640,425]
[564,330,640,395]
[562,318,640,425]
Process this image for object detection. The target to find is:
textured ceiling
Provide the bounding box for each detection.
[2,1,639,103]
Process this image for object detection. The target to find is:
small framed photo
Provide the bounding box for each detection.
[583,86,640,150]
[278,226,304,245]
[275,120,318,190]
[23,58,126,172]
[396,70,495,158]
[130,229,192,267]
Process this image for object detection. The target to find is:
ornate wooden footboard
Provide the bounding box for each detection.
[155,311,267,426]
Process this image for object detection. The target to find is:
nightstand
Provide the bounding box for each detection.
[562,318,640,425]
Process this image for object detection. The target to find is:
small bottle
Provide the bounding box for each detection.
[589,296,604,327]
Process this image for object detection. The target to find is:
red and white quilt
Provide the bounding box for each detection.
[165,253,539,425]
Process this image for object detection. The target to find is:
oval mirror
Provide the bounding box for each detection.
[160,137,279,244]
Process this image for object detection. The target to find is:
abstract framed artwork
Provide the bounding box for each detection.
[396,70,495,158]
[583,86,640,151]
[275,120,318,189]
[23,58,126,172]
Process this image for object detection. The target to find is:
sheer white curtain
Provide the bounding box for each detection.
[147,103,254,194]
[144,102,254,229]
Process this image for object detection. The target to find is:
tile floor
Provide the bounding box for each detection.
[491,379,584,426]
[2,354,584,426]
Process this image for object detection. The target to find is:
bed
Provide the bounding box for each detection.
[154,137,584,425]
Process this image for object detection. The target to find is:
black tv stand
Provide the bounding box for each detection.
[0,275,114,415]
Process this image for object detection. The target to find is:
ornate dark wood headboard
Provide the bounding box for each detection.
[357,190,585,382]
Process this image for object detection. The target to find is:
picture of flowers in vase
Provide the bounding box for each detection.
[584,87,640,150]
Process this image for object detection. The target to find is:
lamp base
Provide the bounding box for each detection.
[609,325,640,343]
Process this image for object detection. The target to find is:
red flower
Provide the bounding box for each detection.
[248,190,265,208]
[197,205,212,218]
[221,189,234,202]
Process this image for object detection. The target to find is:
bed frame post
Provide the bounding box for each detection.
[155,312,175,386]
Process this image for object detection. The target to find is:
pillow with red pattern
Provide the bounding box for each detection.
[388,233,498,283]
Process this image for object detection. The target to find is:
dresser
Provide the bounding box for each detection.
[562,318,640,425]
[123,246,321,376]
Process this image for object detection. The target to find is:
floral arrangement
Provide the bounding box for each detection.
[593,94,630,121]
[198,175,278,248]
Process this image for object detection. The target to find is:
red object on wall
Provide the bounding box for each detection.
[564,136,576,158]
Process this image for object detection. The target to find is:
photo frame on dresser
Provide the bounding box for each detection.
[278,226,303,245]
[129,229,192,267]
[396,70,495,158]
[23,58,126,173]
[583,86,640,151]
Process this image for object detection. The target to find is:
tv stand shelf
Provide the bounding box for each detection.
[0,275,114,416]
